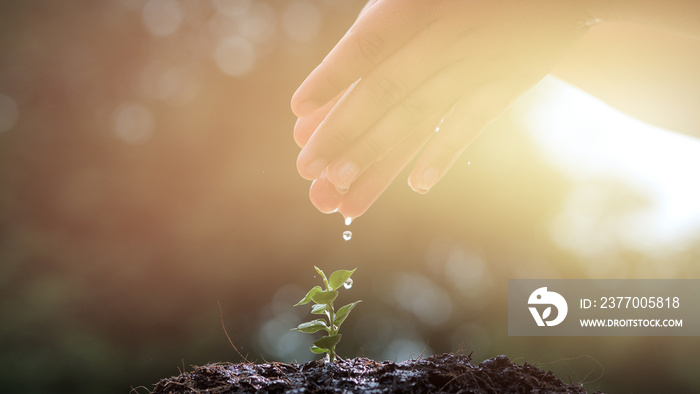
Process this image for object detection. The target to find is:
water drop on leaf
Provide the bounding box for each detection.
[343,278,353,289]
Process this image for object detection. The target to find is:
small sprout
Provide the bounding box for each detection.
[292,266,361,362]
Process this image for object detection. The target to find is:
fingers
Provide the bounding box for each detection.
[293,89,345,148]
[323,61,473,192]
[295,79,361,180]
[336,118,438,219]
[308,172,343,214]
[408,78,535,194]
[296,30,468,181]
[357,0,379,20]
[309,113,441,219]
[290,0,432,117]
[295,0,595,218]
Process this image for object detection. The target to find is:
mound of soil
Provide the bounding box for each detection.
[151,353,601,393]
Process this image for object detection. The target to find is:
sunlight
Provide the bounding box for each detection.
[524,76,700,254]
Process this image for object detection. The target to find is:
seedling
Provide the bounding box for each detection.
[292,266,361,362]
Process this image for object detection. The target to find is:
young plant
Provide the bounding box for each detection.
[292,266,361,362]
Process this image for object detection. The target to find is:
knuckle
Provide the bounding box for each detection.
[366,74,403,108]
[363,162,392,185]
[326,126,354,149]
[356,134,388,161]
[353,33,385,66]
[395,95,433,127]
[320,68,347,95]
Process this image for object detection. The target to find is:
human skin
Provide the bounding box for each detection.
[291,0,700,219]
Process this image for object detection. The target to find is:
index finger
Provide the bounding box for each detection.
[290,0,433,117]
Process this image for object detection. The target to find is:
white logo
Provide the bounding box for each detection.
[528,287,568,327]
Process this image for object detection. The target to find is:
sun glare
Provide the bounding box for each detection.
[524,76,700,254]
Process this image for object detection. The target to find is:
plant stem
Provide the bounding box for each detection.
[329,305,337,362]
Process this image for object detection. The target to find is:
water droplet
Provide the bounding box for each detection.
[342,231,352,241]
[468,161,471,165]
[344,217,352,226]
[343,278,353,289]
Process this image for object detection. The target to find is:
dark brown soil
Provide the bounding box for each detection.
[151,353,602,393]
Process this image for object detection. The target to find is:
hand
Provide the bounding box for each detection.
[296,98,440,219]
[292,0,596,218]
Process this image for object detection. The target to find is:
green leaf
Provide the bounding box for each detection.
[310,345,328,354]
[294,286,322,306]
[335,300,362,326]
[311,290,338,305]
[328,268,356,291]
[313,334,342,351]
[311,303,329,315]
[291,319,330,334]
[314,266,327,282]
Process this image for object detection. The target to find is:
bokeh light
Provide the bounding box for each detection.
[524,76,700,258]
[142,0,183,37]
[111,102,156,145]
[214,36,256,77]
[0,93,19,133]
[212,0,250,16]
[1,2,699,394]
[391,271,452,327]
[282,1,322,43]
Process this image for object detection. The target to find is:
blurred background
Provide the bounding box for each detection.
[1,1,699,393]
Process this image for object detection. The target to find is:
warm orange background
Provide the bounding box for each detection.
[1,2,698,393]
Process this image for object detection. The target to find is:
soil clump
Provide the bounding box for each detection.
[152,352,602,393]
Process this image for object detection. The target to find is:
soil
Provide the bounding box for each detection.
[151,352,602,393]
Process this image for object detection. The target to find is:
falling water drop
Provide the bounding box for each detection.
[342,216,353,240]
[343,278,353,289]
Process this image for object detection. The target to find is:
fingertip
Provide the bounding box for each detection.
[337,204,367,221]
[309,173,342,214]
[294,101,338,149]
[296,151,328,181]
[408,181,430,195]
[336,175,385,220]
[292,100,322,118]
[291,86,322,117]
[326,160,360,194]
[293,117,312,148]
[290,88,304,117]
[408,167,440,195]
